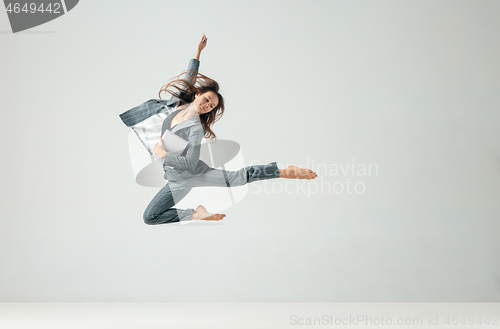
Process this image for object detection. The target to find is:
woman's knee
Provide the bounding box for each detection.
[143,209,157,225]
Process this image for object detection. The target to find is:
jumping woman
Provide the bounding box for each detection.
[119,34,318,224]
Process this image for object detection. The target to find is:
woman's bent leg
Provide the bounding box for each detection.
[177,161,280,188]
[143,181,193,225]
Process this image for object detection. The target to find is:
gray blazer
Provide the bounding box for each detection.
[119,58,211,182]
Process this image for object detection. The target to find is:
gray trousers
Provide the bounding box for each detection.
[143,162,280,225]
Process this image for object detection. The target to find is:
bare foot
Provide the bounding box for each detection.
[279,165,318,179]
[191,205,226,221]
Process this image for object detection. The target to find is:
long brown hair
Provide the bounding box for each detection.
[158,71,224,141]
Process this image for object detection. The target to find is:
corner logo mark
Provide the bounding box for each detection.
[4,0,79,33]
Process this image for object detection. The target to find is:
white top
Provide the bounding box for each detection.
[131,107,174,160]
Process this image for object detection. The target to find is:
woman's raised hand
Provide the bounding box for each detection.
[194,34,207,60]
[197,34,208,52]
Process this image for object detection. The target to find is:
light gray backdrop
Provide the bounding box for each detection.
[0,0,499,301]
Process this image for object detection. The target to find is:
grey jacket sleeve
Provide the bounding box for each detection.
[168,58,200,106]
[163,127,205,171]
[184,58,200,84]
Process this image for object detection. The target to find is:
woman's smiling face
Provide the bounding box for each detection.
[195,91,219,114]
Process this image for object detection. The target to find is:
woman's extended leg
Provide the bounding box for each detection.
[177,162,317,188]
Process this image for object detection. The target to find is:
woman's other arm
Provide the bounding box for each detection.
[156,127,205,171]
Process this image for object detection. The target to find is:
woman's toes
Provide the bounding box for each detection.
[210,214,225,221]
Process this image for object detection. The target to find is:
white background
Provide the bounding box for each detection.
[0,0,499,301]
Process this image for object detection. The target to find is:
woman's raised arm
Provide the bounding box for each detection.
[194,34,207,61]
[184,34,207,84]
